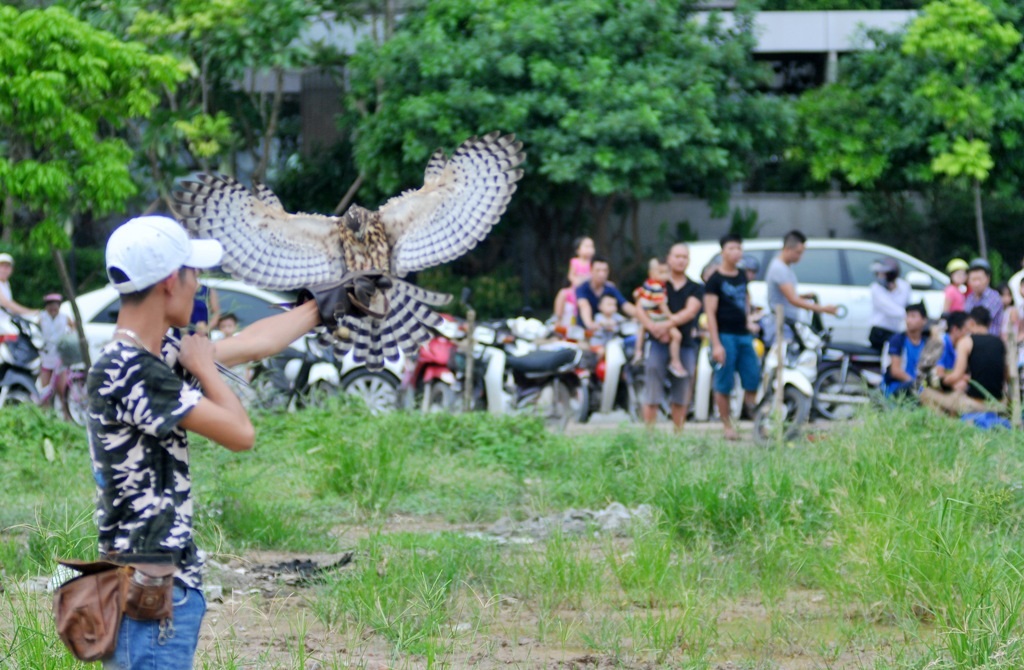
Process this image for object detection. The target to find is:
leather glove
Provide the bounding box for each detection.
[297,282,355,332]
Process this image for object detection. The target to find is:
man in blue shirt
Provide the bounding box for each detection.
[883,302,929,397]
[576,255,637,329]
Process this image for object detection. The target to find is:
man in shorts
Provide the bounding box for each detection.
[87,215,323,669]
[704,234,760,440]
[635,243,703,432]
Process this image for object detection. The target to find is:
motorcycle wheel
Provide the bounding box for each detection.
[0,386,32,407]
[341,369,399,415]
[250,368,290,412]
[423,381,454,413]
[301,380,339,410]
[813,366,869,421]
[752,386,811,446]
[535,378,572,432]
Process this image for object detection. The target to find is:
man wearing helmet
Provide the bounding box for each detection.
[868,257,911,351]
[963,258,1003,336]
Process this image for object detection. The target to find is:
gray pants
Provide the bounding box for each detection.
[643,341,696,407]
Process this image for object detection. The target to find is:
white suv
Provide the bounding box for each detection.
[684,238,948,345]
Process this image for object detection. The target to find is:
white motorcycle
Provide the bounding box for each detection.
[751,313,843,445]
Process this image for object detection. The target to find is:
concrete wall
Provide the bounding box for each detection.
[636,191,860,248]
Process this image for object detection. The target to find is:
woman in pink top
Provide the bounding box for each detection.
[568,236,595,287]
[943,258,968,314]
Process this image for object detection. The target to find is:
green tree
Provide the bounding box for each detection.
[798,1,1024,260]
[902,0,1021,258]
[346,0,790,288]
[61,0,335,210]
[0,5,183,246]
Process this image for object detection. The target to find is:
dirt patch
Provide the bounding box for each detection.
[190,517,907,669]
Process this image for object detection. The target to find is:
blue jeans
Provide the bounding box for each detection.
[713,333,760,395]
[103,584,206,670]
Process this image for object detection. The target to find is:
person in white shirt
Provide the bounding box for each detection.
[868,258,911,350]
[38,293,76,414]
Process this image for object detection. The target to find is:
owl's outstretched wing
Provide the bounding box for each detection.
[378,132,525,276]
[173,174,345,291]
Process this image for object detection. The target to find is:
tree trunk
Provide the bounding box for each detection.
[973,178,988,260]
[52,248,91,370]
[253,68,285,183]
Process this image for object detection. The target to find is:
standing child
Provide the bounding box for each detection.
[568,236,595,288]
[38,293,75,412]
[943,258,968,314]
[552,279,578,328]
[998,283,1018,340]
[632,258,686,377]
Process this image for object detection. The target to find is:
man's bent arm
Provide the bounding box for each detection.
[215,301,321,368]
[888,354,912,382]
[941,337,974,387]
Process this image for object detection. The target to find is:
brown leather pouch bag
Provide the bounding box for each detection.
[53,559,179,662]
[52,559,128,662]
[123,564,177,621]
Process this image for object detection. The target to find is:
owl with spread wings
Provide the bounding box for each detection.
[172,132,525,370]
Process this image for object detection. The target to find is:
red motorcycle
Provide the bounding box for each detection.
[401,320,459,412]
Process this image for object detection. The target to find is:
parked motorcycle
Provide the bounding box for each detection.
[813,340,883,420]
[578,322,641,423]
[448,290,583,429]
[0,312,42,407]
[751,318,819,444]
[401,319,461,413]
[250,333,339,412]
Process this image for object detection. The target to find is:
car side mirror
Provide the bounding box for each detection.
[905,270,932,290]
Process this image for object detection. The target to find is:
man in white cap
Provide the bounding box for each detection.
[86,215,321,669]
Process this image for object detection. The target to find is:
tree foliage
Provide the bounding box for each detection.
[346,0,790,289]
[797,0,1024,258]
[0,5,183,247]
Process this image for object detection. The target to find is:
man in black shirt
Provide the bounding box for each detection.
[636,243,703,432]
[921,305,1007,416]
[704,234,760,440]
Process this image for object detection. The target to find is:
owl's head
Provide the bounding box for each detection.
[344,206,373,243]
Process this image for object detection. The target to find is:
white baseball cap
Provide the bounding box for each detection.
[0,253,13,265]
[105,216,223,294]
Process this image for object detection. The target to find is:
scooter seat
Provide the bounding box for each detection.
[506,348,578,373]
[828,341,879,357]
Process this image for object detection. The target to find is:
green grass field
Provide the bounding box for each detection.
[3,400,1024,668]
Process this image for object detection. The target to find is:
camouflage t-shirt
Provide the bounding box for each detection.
[87,339,204,588]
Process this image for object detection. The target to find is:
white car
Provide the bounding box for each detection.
[684,238,948,345]
[63,278,404,412]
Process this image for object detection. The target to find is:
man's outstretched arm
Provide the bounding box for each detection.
[215,301,321,368]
